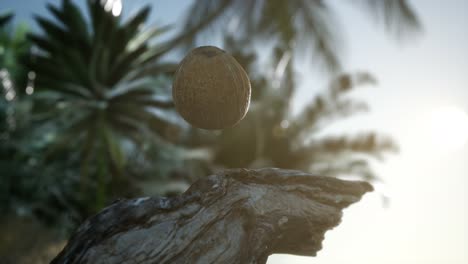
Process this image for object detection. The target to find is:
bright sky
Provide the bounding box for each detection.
[274,1,468,263]
[2,1,467,263]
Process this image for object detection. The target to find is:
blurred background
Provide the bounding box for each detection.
[0,0,467,263]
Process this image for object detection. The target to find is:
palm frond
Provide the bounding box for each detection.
[356,0,422,38]
[0,12,14,28]
[295,0,341,72]
[46,1,89,43]
[290,72,376,138]
[28,0,181,206]
[179,0,421,71]
[301,133,398,160]
[330,72,377,97]
[309,158,378,181]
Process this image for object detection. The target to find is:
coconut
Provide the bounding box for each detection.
[172,46,251,130]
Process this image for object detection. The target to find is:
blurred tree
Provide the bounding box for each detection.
[0,0,421,230]
[206,39,399,181]
[0,11,34,214]
[0,12,32,96]
[0,12,84,233]
[27,0,184,210]
[179,0,420,182]
[178,0,421,72]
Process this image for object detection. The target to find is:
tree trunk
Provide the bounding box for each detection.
[51,168,372,264]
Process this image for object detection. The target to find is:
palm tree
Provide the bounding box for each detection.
[181,31,400,182]
[178,0,421,72]
[176,0,421,129]
[176,1,418,182]
[28,0,182,208]
[209,40,397,181]
[0,13,77,227]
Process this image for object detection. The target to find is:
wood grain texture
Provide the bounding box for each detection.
[51,168,372,264]
[173,46,251,130]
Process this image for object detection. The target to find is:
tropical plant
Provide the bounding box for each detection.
[0,12,33,96]
[0,13,83,232]
[179,0,421,72]
[207,39,398,181]
[1,12,32,211]
[176,0,421,130]
[175,1,419,183]
[27,0,183,209]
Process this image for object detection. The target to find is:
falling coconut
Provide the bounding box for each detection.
[172,46,251,130]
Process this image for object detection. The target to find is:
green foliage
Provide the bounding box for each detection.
[188,36,398,182]
[178,1,418,182]
[180,0,421,72]
[0,2,203,232]
[0,12,32,96]
[28,0,181,209]
[0,1,420,235]
[219,78,398,180]
[0,14,82,230]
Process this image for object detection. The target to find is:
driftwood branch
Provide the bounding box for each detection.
[51,168,372,264]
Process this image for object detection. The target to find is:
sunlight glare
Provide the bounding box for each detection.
[102,0,122,17]
[424,106,468,153]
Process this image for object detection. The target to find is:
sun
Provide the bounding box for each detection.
[423,106,468,154]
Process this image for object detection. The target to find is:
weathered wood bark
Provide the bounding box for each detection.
[51,168,372,264]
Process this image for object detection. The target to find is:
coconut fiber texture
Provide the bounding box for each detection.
[172,46,251,130]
